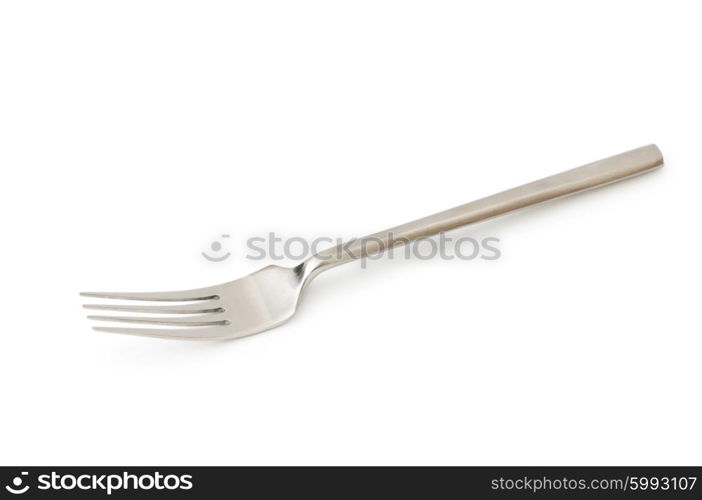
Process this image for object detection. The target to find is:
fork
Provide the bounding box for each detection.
[82,145,663,340]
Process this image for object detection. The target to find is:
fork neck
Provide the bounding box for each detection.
[295,254,339,289]
[297,236,396,287]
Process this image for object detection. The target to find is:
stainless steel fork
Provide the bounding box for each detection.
[82,145,663,340]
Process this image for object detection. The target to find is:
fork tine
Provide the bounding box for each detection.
[79,289,218,301]
[83,301,223,314]
[93,326,233,340]
[87,315,228,327]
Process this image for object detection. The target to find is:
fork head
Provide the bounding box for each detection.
[82,264,313,340]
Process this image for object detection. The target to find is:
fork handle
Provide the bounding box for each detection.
[308,144,663,274]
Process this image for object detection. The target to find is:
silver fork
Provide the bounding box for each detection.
[82,145,663,340]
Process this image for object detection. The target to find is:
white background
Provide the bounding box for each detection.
[1,1,700,465]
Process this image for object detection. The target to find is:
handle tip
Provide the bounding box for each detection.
[641,144,664,169]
